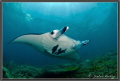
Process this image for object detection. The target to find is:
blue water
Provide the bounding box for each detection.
[3,2,118,67]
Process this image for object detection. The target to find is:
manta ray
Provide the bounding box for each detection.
[10,26,90,61]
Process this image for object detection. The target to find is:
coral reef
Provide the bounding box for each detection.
[3,66,11,78]
[75,50,117,79]
[3,50,118,79]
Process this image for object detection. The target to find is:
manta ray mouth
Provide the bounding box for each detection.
[60,26,69,34]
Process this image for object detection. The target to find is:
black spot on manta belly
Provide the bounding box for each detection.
[56,48,62,55]
[56,48,67,55]
[52,45,59,54]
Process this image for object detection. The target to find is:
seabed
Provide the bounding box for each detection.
[3,50,118,79]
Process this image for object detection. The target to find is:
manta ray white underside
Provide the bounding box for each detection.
[10,27,90,61]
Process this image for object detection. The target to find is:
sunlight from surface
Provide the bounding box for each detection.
[21,2,97,17]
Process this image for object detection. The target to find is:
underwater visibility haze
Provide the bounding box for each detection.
[2,2,118,78]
